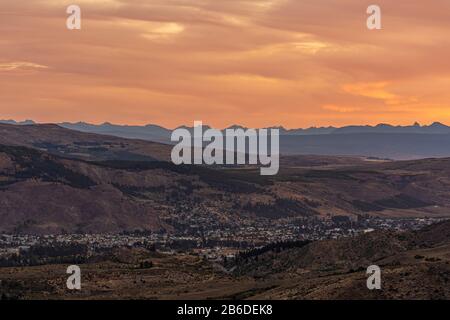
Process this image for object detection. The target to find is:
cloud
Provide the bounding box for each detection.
[322,105,361,113]
[0,62,49,72]
[0,0,449,128]
[343,82,398,101]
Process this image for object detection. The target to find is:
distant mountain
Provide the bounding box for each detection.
[4,120,449,142]
[0,119,36,125]
[331,122,450,134]
[58,121,450,160]
[59,121,172,144]
[3,120,450,160]
[57,121,450,138]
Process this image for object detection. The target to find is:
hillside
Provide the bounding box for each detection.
[0,123,171,162]
[230,220,450,299]
[1,124,450,234]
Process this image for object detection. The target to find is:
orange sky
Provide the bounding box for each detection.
[0,0,450,129]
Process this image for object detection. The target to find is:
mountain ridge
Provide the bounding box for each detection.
[3,120,450,160]
[2,119,450,136]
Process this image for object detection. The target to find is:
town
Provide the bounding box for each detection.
[0,216,445,266]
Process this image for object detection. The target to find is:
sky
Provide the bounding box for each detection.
[0,0,449,129]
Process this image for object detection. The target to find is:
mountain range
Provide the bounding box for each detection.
[3,119,450,136]
[3,120,450,160]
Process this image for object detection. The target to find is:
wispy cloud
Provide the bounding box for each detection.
[343,82,398,101]
[0,62,49,72]
[322,105,361,113]
[0,0,449,127]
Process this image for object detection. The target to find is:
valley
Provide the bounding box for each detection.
[1,123,450,300]
[1,123,450,236]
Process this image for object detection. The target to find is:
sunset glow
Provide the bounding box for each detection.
[1,0,449,128]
